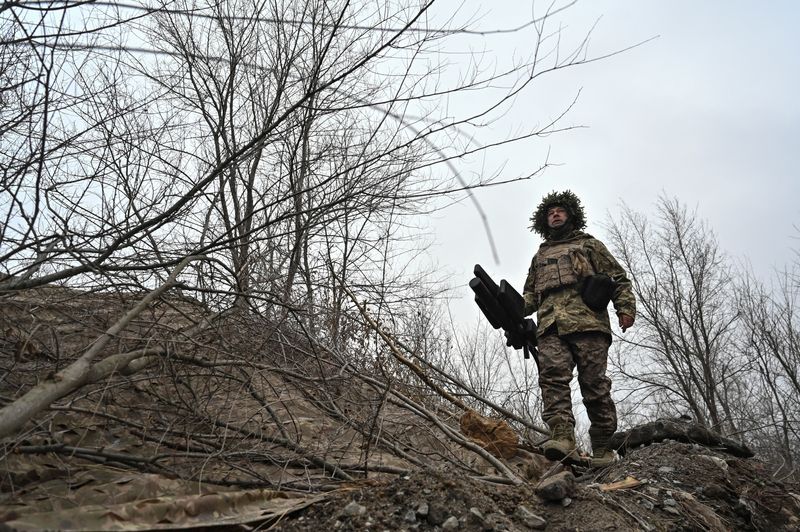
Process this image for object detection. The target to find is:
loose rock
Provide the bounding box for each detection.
[645,486,660,497]
[343,501,366,517]
[535,471,576,502]
[426,503,448,525]
[441,516,459,530]
[486,512,511,531]
[697,455,729,472]
[514,505,547,530]
[703,483,728,500]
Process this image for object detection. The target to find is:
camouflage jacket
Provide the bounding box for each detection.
[522,231,636,337]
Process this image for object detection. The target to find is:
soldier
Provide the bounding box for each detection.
[523,190,636,467]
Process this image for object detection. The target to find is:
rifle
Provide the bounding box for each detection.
[469,264,539,363]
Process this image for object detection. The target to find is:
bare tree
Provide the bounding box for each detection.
[736,265,800,477]
[606,196,745,434]
[1,0,630,493]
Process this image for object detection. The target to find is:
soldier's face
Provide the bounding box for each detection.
[547,206,568,228]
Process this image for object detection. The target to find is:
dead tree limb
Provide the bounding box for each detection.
[609,418,755,458]
[383,388,524,485]
[340,284,468,411]
[0,255,205,440]
[384,334,548,436]
[336,282,545,436]
[201,416,355,482]
[169,347,523,483]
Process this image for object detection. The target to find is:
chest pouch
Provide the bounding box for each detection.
[535,254,579,295]
[581,273,617,311]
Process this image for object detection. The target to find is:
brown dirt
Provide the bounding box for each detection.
[269,441,800,531]
[2,289,799,530]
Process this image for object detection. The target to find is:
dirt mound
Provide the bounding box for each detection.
[593,441,800,531]
[1,289,799,530]
[5,437,796,530]
[268,440,800,531]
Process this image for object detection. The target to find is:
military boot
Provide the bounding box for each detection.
[590,447,619,467]
[590,434,619,468]
[542,423,577,462]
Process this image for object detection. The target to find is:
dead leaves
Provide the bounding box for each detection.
[459,410,518,460]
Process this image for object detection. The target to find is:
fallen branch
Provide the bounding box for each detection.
[203,415,355,482]
[609,418,754,458]
[602,494,655,532]
[0,255,205,440]
[384,324,547,436]
[18,443,178,476]
[335,283,523,484]
[384,389,524,485]
[341,284,469,412]
[170,350,523,483]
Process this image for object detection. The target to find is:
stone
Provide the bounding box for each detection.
[426,503,448,526]
[486,512,512,531]
[343,501,366,517]
[467,506,486,526]
[514,505,547,529]
[403,509,417,523]
[415,502,429,516]
[658,466,675,474]
[522,452,559,481]
[442,516,459,530]
[703,483,728,500]
[561,497,572,507]
[467,507,490,530]
[535,471,577,502]
[698,455,729,472]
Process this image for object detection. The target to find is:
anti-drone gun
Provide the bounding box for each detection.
[469,264,538,362]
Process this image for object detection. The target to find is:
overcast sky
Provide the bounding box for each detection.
[423,1,799,324]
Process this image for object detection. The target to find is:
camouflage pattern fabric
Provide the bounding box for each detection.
[537,332,617,437]
[522,231,636,337]
[523,229,634,443]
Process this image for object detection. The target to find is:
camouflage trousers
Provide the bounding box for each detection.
[537,331,617,439]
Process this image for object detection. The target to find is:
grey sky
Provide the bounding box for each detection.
[426,1,799,323]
